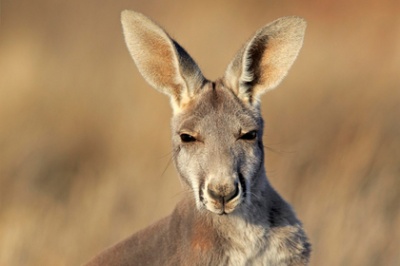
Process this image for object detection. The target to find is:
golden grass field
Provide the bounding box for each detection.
[0,0,399,265]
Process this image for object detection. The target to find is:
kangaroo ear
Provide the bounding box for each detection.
[121,10,205,112]
[224,16,306,106]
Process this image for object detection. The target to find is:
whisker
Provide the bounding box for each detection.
[247,191,264,202]
[171,188,193,199]
[262,138,296,155]
[160,148,180,178]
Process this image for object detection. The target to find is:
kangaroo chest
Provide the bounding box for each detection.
[189,219,305,266]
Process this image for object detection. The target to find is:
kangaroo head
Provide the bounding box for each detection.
[121,10,306,215]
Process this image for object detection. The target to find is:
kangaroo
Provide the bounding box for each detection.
[86,10,310,266]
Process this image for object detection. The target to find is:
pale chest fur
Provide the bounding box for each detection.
[218,218,308,266]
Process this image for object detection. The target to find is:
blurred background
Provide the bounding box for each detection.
[1,0,399,265]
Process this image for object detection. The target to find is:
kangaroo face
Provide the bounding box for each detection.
[121,10,306,215]
[172,81,264,214]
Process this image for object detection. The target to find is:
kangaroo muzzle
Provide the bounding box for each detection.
[203,176,244,215]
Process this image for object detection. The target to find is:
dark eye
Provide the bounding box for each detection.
[239,130,257,140]
[180,133,196,143]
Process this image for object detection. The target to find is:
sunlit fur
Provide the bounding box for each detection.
[86,10,310,265]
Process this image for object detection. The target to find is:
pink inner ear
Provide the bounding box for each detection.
[129,32,183,99]
[223,17,306,106]
[122,11,205,113]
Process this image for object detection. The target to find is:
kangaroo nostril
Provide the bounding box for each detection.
[207,182,239,203]
[224,183,239,202]
[207,187,220,201]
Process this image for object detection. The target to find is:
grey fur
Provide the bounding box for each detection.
[85,10,310,266]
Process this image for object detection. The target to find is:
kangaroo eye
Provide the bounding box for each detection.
[240,130,257,140]
[180,133,196,143]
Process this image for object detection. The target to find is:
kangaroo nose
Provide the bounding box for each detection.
[207,182,239,203]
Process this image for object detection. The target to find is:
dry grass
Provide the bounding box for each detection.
[0,0,399,265]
